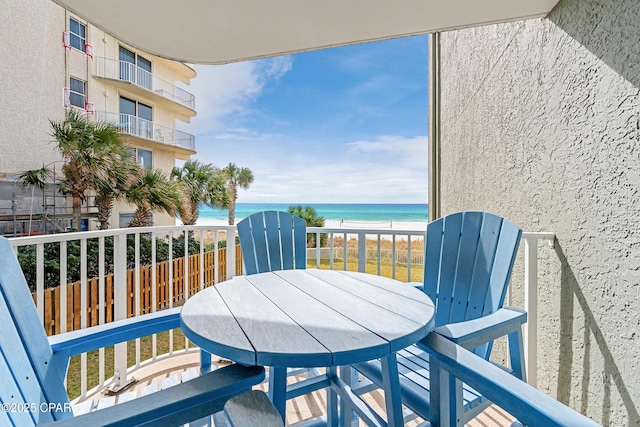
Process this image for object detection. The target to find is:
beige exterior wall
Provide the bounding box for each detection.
[0,1,197,232]
[438,0,639,424]
[86,26,196,229]
[0,0,67,173]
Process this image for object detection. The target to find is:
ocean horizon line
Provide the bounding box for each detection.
[198,202,429,226]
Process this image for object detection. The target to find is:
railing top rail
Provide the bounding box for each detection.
[7,225,238,247]
[8,225,554,247]
[308,226,426,237]
[521,231,555,240]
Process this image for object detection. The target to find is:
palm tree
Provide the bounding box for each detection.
[222,163,254,225]
[50,110,127,230]
[17,167,52,192]
[16,166,53,235]
[125,168,182,227]
[288,205,327,247]
[171,160,228,225]
[94,151,139,229]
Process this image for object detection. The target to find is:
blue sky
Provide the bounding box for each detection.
[182,35,429,204]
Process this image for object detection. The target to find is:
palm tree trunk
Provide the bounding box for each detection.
[186,204,199,226]
[228,184,237,225]
[72,196,83,231]
[95,195,113,229]
[130,207,151,227]
[179,194,197,226]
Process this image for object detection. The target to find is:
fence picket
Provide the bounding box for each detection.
[31,247,241,336]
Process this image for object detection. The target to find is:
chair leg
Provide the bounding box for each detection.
[431,359,464,427]
[508,328,526,382]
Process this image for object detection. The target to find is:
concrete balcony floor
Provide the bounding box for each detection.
[75,353,515,426]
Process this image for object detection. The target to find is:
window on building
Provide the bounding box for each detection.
[138,103,153,121]
[120,96,153,139]
[69,77,86,108]
[119,213,134,228]
[69,18,86,51]
[119,212,152,228]
[127,147,153,169]
[119,46,152,89]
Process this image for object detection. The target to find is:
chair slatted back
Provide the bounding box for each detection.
[0,237,72,425]
[237,211,307,275]
[423,212,522,359]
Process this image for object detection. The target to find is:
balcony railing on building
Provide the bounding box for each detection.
[95,57,195,110]
[9,224,554,405]
[96,111,195,151]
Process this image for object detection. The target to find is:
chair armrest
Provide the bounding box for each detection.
[407,281,425,292]
[428,307,527,350]
[225,390,284,427]
[50,364,266,427]
[49,307,181,357]
[421,333,599,427]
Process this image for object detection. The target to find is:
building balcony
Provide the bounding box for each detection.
[96,111,196,154]
[94,57,196,119]
[4,224,575,425]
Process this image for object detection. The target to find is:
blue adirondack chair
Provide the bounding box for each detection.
[0,236,265,426]
[352,211,528,424]
[237,211,307,275]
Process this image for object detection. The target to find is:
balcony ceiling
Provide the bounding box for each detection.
[52,0,560,64]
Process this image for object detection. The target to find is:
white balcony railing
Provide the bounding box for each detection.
[8,225,554,401]
[96,111,195,151]
[95,57,196,110]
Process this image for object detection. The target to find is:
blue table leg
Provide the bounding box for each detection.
[381,353,403,426]
[200,350,212,374]
[339,366,359,427]
[327,366,339,427]
[268,366,288,422]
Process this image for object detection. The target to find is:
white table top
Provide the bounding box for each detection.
[180,269,435,368]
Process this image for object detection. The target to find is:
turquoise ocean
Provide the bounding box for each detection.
[198,203,429,229]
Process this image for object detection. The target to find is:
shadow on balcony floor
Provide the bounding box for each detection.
[74,352,514,426]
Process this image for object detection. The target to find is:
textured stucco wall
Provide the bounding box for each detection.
[0,0,66,174]
[438,0,640,424]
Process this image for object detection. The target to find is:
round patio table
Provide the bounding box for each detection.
[180,269,435,426]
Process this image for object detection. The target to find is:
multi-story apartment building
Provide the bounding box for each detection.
[0,0,197,233]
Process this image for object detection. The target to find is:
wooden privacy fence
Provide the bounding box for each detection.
[33,246,243,336]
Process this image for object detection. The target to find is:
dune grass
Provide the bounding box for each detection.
[309,258,424,283]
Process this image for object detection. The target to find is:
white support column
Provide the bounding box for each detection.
[36,243,44,323]
[226,226,236,279]
[523,235,538,388]
[357,232,366,272]
[110,233,133,392]
[428,32,441,222]
[80,239,87,397]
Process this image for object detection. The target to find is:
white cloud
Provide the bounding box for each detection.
[347,135,428,169]
[228,135,429,204]
[259,55,293,80]
[184,56,293,134]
